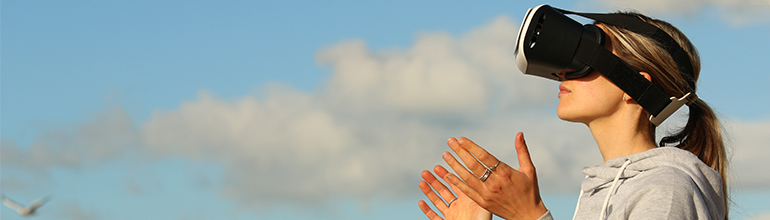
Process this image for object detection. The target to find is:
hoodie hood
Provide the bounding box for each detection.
[581,147,722,194]
[579,147,725,219]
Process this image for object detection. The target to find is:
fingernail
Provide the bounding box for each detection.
[445,173,456,181]
[442,152,451,160]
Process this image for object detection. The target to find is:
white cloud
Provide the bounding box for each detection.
[316,16,553,116]
[724,119,770,189]
[1,108,138,171]
[593,0,770,26]
[140,90,598,207]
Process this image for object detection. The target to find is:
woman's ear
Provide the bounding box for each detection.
[639,72,652,82]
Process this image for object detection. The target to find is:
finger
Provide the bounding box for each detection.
[515,132,536,176]
[443,175,463,199]
[444,172,487,207]
[457,137,500,171]
[441,153,489,198]
[433,165,450,178]
[446,138,488,177]
[418,200,444,220]
[434,165,465,197]
[419,181,448,213]
[442,152,481,185]
[421,170,456,203]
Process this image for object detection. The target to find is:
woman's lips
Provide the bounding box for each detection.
[558,84,571,97]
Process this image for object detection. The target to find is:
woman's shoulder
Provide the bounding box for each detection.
[630,147,720,181]
[622,165,717,219]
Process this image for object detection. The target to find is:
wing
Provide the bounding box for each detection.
[1,195,25,211]
[27,196,49,210]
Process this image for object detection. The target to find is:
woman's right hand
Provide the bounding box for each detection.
[441,132,548,220]
[418,165,492,220]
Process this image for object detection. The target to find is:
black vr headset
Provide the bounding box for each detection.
[514,4,698,126]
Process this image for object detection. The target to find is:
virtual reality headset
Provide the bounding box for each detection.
[514,5,698,126]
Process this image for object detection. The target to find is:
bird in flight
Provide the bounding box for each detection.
[1,194,50,216]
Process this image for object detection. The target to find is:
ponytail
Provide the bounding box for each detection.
[660,99,729,219]
[660,100,726,176]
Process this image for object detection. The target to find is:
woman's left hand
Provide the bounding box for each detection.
[418,165,492,220]
[440,132,548,220]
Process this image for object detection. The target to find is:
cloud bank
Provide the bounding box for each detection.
[2,15,769,209]
[593,0,770,26]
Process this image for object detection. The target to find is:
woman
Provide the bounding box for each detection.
[418,11,728,220]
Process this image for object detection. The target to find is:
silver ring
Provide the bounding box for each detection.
[489,160,500,171]
[478,169,491,181]
[447,198,457,207]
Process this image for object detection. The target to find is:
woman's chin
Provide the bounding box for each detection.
[557,114,576,122]
[556,111,572,121]
[556,109,586,123]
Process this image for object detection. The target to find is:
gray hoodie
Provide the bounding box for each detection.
[538,147,725,220]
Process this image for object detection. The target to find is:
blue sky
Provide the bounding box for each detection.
[2,1,770,219]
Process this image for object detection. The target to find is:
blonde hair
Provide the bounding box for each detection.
[600,13,729,219]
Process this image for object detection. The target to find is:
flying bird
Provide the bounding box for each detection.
[1,194,49,216]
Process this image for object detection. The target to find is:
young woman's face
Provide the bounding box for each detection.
[556,24,626,124]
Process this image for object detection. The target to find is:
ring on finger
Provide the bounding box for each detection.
[447,198,457,207]
[489,160,500,171]
[478,169,492,181]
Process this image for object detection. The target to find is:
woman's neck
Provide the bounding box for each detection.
[587,111,657,162]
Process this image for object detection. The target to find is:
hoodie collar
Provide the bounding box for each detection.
[580,147,684,192]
